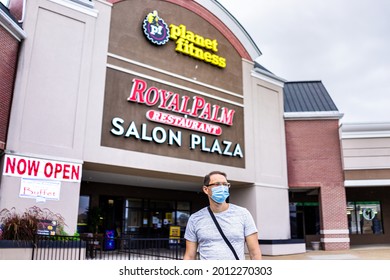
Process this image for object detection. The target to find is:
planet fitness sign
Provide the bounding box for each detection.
[142,10,227,68]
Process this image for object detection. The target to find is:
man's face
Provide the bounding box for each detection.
[203,173,228,196]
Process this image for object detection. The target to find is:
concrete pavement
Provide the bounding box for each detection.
[261,244,390,260]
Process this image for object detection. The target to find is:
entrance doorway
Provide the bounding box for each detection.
[290,202,320,238]
[289,189,320,241]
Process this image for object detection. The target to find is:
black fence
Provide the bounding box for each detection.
[32,235,85,260]
[32,235,191,260]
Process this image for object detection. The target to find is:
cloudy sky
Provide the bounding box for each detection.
[217,0,390,124]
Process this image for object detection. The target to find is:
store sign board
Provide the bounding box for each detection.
[127,78,234,134]
[142,10,227,68]
[3,154,82,182]
[37,220,58,235]
[104,4,244,166]
[110,117,243,158]
[108,77,244,159]
[103,72,245,167]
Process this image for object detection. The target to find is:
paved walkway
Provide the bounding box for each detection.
[262,244,390,260]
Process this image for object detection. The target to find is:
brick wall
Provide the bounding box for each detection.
[285,119,349,250]
[0,26,19,150]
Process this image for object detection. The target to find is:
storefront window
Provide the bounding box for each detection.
[77,195,90,233]
[123,198,191,237]
[124,198,143,234]
[347,201,383,234]
[174,201,190,227]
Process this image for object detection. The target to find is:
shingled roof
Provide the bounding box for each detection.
[284,81,339,113]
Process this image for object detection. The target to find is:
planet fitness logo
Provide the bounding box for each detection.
[143,11,170,45]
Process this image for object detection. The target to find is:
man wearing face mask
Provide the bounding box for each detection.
[183,171,262,260]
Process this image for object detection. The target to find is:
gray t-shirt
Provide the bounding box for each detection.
[184,204,258,260]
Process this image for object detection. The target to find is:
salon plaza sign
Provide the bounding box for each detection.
[109,78,243,158]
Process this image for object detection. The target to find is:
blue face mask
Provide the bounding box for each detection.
[211,185,230,203]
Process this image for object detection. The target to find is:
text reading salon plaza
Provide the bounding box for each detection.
[1,0,390,261]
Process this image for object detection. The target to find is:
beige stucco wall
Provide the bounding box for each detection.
[343,137,390,170]
[230,62,290,240]
[2,0,112,234]
[341,123,390,245]
[341,123,390,170]
[341,123,390,186]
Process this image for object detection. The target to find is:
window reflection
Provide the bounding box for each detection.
[347,201,383,234]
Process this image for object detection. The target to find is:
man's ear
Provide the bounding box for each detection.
[202,186,209,195]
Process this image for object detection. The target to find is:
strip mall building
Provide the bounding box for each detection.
[1,0,389,254]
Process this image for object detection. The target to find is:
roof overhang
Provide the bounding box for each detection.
[345,179,390,187]
[284,111,344,120]
[251,68,286,87]
[341,122,390,139]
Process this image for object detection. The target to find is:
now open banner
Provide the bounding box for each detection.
[3,154,82,182]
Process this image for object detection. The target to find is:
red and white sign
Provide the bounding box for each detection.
[146,110,222,135]
[128,78,236,126]
[3,155,82,182]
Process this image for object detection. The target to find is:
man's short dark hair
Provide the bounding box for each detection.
[203,171,227,186]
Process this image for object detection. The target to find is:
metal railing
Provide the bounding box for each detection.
[84,237,187,260]
[32,235,191,260]
[32,235,85,260]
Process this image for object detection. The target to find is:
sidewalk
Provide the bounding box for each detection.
[262,244,390,260]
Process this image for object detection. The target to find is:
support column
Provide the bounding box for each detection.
[319,183,350,250]
[231,184,306,255]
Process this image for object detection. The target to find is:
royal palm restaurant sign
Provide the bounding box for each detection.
[103,11,244,167]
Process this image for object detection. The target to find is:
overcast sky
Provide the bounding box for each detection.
[217,0,390,124]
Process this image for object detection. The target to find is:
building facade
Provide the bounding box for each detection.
[1,0,389,254]
[284,81,348,250]
[341,123,390,245]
